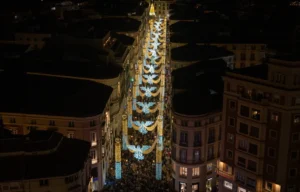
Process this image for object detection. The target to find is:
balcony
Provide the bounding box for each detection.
[239,92,269,105]
[179,141,188,147]
[193,142,201,147]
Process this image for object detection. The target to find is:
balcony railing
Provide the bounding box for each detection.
[179,141,188,147]
[193,142,201,147]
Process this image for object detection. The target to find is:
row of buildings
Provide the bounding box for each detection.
[0,0,155,191]
[168,2,300,192]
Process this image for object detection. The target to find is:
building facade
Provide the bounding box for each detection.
[0,131,91,192]
[171,111,222,192]
[0,74,113,191]
[219,57,300,192]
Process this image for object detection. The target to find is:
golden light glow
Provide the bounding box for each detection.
[149,3,156,16]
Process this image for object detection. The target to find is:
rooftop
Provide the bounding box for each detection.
[111,32,135,46]
[94,0,148,16]
[171,44,233,61]
[172,89,223,116]
[0,72,113,117]
[169,3,203,20]
[0,131,90,182]
[230,64,268,80]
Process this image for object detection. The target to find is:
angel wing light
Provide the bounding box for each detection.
[136,102,156,114]
[140,86,157,97]
[133,121,154,134]
[143,74,158,84]
[127,145,151,160]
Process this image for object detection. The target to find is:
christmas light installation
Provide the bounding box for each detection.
[119,7,167,180]
[115,138,122,179]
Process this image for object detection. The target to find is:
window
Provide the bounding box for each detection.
[240,105,249,117]
[239,140,248,151]
[68,121,75,127]
[237,157,246,168]
[228,117,235,127]
[288,186,296,192]
[266,164,274,174]
[252,109,260,120]
[248,143,258,155]
[179,167,187,176]
[269,130,278,140]
[250,53,255,61]
[268,147,276,158]
[180,132,188,145]
[9,118,16,123]
[207,146,214,160]
[247,160,257,172]
[192,167,200,176]
[291,151,299,160]
[181,120,188,126]
[90,150,97,164]
[207,163,213,172]
[49,120,55,126]
[241,53,246,60]
[192,183,199,192]
[265,182,272,191]
[194,150,200,162]
[90,120,96,127]
[294,115,300,124]
[194,132,201,146]
[227,133,234,143]
[289,168,297,177]
[91,132,97,146]
[180,149,187,162]
[239,122,248,134]
[247,177,256,189]
[172,130,177,143]
[229,100,236,109]
[194,121,201,127]
[271,113,279,121]
[292,133,299,142]
[226,150,233,159]
[39,180,49,186]
[208,128,215,143]
[224,181,233,190]
[250,126,259,138]
[67,131,74,139]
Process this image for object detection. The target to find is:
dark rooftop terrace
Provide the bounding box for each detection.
[0,131,90,181]
[172,89,223,116]
[230,64,268,80]
[0,72,113,117]
[171,44,233,61]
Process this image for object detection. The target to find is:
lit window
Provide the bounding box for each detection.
[252,109,261,120]
[67,131,74,139]
[207,163,213,172]
[224,181,233,190]
[192,167,200,176]
[294,115,300,124]
[227,133,234,143]
[90,150,97,164]
[179,167,187,176]
[265,182,273,191]
[91,132,97,146]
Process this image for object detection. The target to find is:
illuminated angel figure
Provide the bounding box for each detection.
[143,74,158,84]
[127,145,151,160]
[152,32,161,39]
[144,64,158,73]
[133,121,154,134]
[136,102,156,114]
[151,41,161,50]
[140,86,157,97]
[149,49,157,57]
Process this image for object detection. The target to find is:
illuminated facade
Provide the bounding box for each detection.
[219,57,300,192]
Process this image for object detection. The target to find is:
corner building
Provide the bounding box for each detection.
[219,56,300,192]
[171,91,223,192]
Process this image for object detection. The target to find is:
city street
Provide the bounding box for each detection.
[103,7,172,192]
